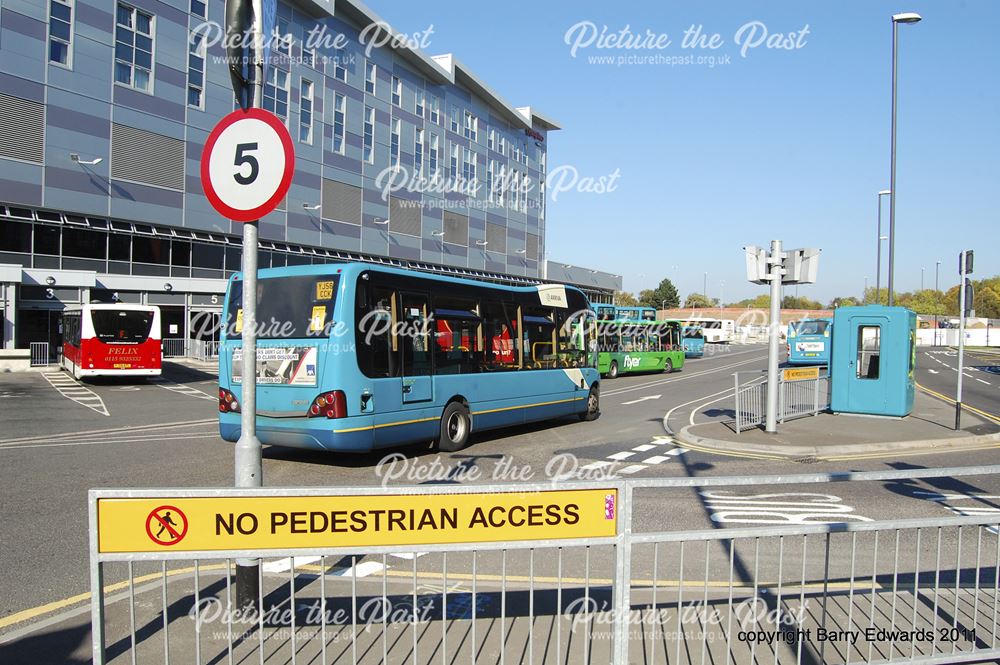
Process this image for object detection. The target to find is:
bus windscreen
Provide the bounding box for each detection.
[226,275,339,338]
[793,320,829,336]
[92,310,155,343]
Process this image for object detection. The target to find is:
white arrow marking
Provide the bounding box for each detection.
[622,394,662,405]
[927,369,939,374]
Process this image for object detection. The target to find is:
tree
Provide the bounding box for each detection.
[684,293,713,308]
[829,296,861,308]
[781,295,823,310]
[638,278,680,309]
[614,291,639,307]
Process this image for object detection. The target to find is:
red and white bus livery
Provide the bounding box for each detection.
[61,305,162,378]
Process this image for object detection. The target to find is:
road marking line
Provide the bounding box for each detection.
[977,378,990,384]
[578,461,614,471]
[917,383,1000,425]
[0,433,220,451]
[631,444,656,452]
[617,464,646,474]
[607,451,635,461]
[667,447,689,456]
[332,561,385,578]
[643,455,670,464]
[263,556,323,573]
[603,351,766,397]
[621,394,661,405]
[41,372,109,417]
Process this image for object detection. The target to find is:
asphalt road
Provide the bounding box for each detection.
[915,347,1000,423]
[3,344,1000,644]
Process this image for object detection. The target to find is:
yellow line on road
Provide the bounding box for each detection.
[917,383,1000,425]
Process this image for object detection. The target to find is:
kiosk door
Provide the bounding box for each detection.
[845,314,890,414]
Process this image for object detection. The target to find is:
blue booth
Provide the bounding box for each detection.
[830,305,916,417]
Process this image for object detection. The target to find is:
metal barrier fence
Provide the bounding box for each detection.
[29,341,49,366]
[162,339,187,358]
[733,370,830,433]
[89,465,1000,664]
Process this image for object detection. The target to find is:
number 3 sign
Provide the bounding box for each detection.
[200,108,295,222]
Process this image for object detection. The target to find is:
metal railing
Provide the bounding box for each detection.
[733,369,830,433]
[161,339,187,358]
[88,465,1000,665]
[29,342,49,367]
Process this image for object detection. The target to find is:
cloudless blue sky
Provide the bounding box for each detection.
[378,0,998,303]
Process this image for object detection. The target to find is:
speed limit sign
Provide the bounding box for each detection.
[200,108,294,222]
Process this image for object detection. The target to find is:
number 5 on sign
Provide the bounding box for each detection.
[200,108,294,222]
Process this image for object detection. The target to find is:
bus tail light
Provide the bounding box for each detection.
[308,390,347,419]
[219,388,240,413]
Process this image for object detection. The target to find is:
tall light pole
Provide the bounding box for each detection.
[876,190,891,302]
[921,266,925,291]
[703,272,708,300]
[887,12,922,307]
[934,259,941,345]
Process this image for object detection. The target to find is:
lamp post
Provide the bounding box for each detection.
[934,260,941,346]
[887,12,922,307]
[876,190,891,302]
[703,272,708,300]
[921,266,925,292]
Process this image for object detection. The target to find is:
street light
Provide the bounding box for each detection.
[935,259,941,345]
[921,266,925,292]
[876,189,891,302]
[887,11,922,307]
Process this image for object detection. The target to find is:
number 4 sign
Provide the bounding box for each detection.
[200,108,295,222]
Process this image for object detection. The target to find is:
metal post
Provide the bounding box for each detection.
[876,193,883,302]
[765,239,783,433]
[935,260,940,346]
[235,0,264,611]
[888,19,899,307]
[734,372,741,435]
[956,254,966,431]
[612,482,633,664]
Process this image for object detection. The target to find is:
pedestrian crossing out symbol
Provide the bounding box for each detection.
[145,505,189,547]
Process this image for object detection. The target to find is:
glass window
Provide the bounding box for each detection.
[523,307,556,369]
[299,79,313,143]
[263,67,289,120]
[464,111,477,142]
[857,325,881,379]
[364,61,376,94]
[192,242,223,269]
[429,134,439,176]
[115,4,154,92]
[63,228,106,259]
[391,75,401,106]
[92,309,155,343]
[172,240,190,266]
[190,0,206,17]
[415,90,424,117]
[225,246,241,272]
[108,233,130,261]
[400,293,431,376]
[333,93,346,154]
[132,236,166,263]
[0,222,32,253]
[34,225,60,255]
[49,0,74,66]
[187,30,204,108]
[333,49,347,81]
[225,274,338,339]
[363,106,374,163]
[276,18,290,57]
[483,302,518,369]
[390,118,400,168]
[356,285,397,378]
[414,128,424,174]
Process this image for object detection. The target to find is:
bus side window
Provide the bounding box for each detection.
[400,293,432,376]
[483,301,516,370]
[356,286,397,378]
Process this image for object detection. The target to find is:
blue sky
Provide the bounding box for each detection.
[379,0,999,303]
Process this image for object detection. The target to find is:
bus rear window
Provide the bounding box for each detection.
[793,321,829,336]
[92,310,155,343]
[226,275,339,339]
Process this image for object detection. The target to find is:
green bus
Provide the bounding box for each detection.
[597,318,685,378]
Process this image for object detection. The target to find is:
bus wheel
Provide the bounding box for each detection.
[608,361,619,379]
[437,401,470,452]
[665,358,674,374]
[580,385,600,421]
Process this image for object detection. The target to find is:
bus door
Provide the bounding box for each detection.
[400,293,433,403]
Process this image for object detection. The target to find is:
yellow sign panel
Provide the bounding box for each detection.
[234,309,243,333]
[316,280,334,300]
[309,305,326,332]
[783,366,820,381]
[97,489,618,554]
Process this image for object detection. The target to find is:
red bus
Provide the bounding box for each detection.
[61,304,162,379]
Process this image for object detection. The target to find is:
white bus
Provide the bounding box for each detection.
[683,318,735,344]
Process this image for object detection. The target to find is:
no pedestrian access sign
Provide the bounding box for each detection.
[200,107,294,222]
[95,488,619,555]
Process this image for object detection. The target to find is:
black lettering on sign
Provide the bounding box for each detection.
[234,142,259,185]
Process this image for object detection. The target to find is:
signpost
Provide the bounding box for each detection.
[956,249,974,430]
[744,242,820,433]
[209,0,291,612]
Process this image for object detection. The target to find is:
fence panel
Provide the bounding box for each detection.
[89,467,1000,665]
[29,341,49,366]
[161,339,187,358]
